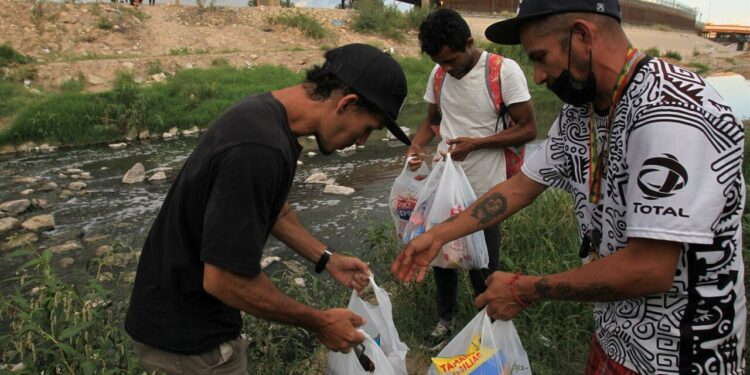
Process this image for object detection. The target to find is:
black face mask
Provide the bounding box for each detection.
[548,31,597,106]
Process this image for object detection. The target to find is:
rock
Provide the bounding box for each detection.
[21,214,55,232]
[58,257,75,268]
[138,130,150,140]
[250,54,259,60]
[68,181,87,191]
[66,168,84,174]
[1,233,38,252]
[49,241,83,254]
[323,185,355,196]
[20,189,34,195]
[181,126,199,136]
[59,190,75,200]
[148,171,167,182]
[31,199,51,209]
[0,145,16,154]
[109,142,127,150]
[10,363,25,372]
[101,252,135,267]
[162,132,174,139]
[306,152,317,157]
[97,272,113,282]
[79,172,92,180]
[307,135,316,140]
[122,163,146,184]
[0,199,31,215]
[304,172,329,184]
[57,173,67,179]
[0,217,20,235]
[87,75,105,85]
[168,127,179,136]
[297,160,303,166]
[38,182,58,191]
[94,245,113,257]
[38,144,56,152]
[17,142,37,153]
[123,271,136,283]
[260,256,281,269]
[12,176,39,184]
[282,260,306,275]
[122,61,135,70]
[293,278,306,287]
[152,166,173,173]
[151,72,167,82]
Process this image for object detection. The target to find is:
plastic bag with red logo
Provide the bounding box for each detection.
[426,153,488,269]
[389,157,431,241]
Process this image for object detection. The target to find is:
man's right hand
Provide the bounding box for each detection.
[406,144,425,171]
[314,308,366,352]
[391,230,444,283]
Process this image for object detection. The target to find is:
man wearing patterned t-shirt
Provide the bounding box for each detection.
[391,0,746,374]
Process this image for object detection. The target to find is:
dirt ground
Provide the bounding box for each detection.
[0,0,748,93]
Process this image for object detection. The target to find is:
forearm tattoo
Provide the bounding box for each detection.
[470,192,508,226]
[534,278,622,302]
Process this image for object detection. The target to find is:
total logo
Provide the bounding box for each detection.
[635,153,690,218]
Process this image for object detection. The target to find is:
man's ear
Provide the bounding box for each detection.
[466,37,474,51]
[571,20,594,45]
[336,93,359,114]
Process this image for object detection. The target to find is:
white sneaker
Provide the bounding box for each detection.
[425,320,453,352]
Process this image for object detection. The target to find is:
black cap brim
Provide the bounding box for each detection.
[385,117,411,146]
[485,17,525,45]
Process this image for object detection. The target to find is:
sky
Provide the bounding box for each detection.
[673,0,749,25]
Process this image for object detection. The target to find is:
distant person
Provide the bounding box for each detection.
[392,0,746,373]
[408,9,536,351]
[125,44,411,374]
[149,0,155,5]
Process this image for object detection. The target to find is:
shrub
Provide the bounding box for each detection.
[351,0,405,41]
[101,71,148,138]
[146,59,163,75]
[644,46,660,57]
[59,72,87,93]
[97,17,113,30]
[211,58,231,67]
[664,50,682,61]
[266,11,328,40]
[687,61,710,75]
[0,43,30,67]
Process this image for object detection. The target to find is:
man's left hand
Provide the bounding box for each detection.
[475,271,530,321]
[446,137,481,161]
[327,253,370,292]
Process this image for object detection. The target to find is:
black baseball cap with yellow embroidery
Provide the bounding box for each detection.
[485,0,622,45]
[322,44,411,145]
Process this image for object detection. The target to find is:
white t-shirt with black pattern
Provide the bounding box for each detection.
[522,57,746,374]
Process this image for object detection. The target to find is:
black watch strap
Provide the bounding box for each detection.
[315,248,333,274]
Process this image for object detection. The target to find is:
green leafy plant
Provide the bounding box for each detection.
[664,50,682,61]
[97,17,113,30]
[644,46,661,57]
[266,11,328,40]
[145,59,163,75]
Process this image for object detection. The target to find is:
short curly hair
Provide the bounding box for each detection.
[418,9,471,56]
[303,50,379,114]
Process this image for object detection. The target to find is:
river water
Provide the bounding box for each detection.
[0,121,542,288]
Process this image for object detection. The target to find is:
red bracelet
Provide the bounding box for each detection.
[507,272,532,308]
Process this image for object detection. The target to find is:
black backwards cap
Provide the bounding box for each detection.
[322,44,411,145]
[485,0,622,45]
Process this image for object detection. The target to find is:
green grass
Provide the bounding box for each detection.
[168,47,210,56]
[0,43,30,67]
[663,50,682,61]
[687,61,710,76]
[266,11,329,40]
[643,46,661,57]
[0,82,39,119]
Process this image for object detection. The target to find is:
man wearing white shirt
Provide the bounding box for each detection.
[406,9,538,351]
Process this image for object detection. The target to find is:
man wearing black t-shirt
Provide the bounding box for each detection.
[125,44,411,373]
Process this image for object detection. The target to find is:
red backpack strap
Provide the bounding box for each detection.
[485,53,504,115]
[486,52,526,178]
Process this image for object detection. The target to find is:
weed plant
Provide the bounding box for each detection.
[0,82,38,119]
[0,248,140,373]
[663,50,682,61]
[686,61,710,76]
[351,0,428,42]
[145,59,163,75]
[0,44,30,67]
[59,72,87,93]
[97,17,113,30]
[644,46,661,57]
[266,11,329,40]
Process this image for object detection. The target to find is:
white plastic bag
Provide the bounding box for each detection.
[326,331,395,375]
[326,275,408,375]
[402,159,446,244]
[429,308,531,375]
[389,158,431,241]
[405,154,489,269]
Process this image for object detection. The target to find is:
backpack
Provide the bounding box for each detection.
[432,53,525,179]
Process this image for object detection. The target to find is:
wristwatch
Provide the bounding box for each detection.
[315,248,333,274]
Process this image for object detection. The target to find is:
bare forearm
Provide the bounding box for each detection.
[271,202,325,263]
[204,265,324,330]
[474,124,536,150]
[517,239,681,303]
[432,174,545,244]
